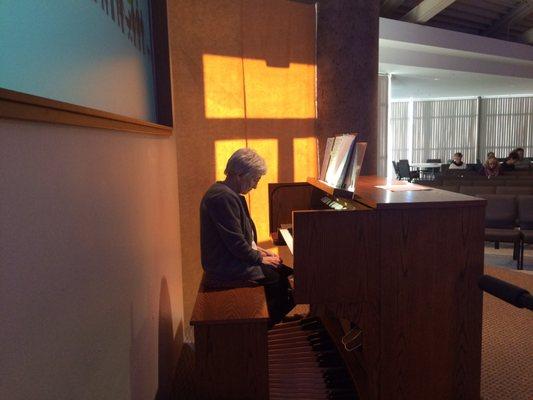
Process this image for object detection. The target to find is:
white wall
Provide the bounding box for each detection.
[0,120,183,400]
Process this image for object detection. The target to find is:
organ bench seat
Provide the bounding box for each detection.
[190,275,269,399]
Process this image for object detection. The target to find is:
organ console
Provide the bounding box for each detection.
[267,176,486,400]
[191,175,486,399]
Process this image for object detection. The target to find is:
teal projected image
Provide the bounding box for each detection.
[0,0,156,122]
[95,0,150,56]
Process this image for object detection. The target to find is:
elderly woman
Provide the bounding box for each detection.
[200,148,294,325]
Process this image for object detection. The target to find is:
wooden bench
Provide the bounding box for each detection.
[190,275,269,400]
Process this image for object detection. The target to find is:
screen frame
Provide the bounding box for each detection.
[0,0,173,136]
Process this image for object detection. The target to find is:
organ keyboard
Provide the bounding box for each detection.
[268,176,486,400]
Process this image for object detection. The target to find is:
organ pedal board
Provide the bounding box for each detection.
[268,317,359,400]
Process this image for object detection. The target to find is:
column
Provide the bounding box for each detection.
[317,0,380,175]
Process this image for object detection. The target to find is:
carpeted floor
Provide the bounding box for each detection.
[481,264,533,400]
[484,242,533,272]
[173,244,533,399]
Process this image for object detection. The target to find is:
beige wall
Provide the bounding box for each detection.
[0,120,183,400]
[168,0,317,329]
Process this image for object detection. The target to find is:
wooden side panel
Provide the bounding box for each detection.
[313,304,384,400]
[314,305,380,400]
[194,322,269,400]
[293,209,378,304]
[379,205,484,400]
[268,182,323,233]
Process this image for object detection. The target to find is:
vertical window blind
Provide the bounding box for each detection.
[377,74,389,177]
[389,101,410,163]
[390,96,532,167]
[479,96,533,159]
[412,99,478,163]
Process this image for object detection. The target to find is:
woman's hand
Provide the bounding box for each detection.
[258,246,282,262]
[262,254,282,267]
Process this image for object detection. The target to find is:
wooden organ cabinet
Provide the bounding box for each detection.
[268,177,486,400]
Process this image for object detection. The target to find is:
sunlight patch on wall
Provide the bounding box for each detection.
[293,137,318,182]
[203,55,245,119]
[203,54,315,119]
[214,139,247,181]
[248,139,278,243]
[243,59,315,119]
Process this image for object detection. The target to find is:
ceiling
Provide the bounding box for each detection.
[295,0,533,98]
[381,0,533,45]
[381,63,533,99]
[378,7,533,99]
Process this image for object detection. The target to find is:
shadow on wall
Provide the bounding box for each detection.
[129,277,183,400]
[155,277,183,400]
[170,0,318,329]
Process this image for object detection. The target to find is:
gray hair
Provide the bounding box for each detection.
[224,148,267,177]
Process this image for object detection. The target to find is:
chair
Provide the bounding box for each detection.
[467,163,482,173]
[424,158,442,179]
[441,185,459,193]
[518,195,533,270]
[496,186,533,195]
[443,169,468,179]
[472,179,499,186]
[479,194,522,269]
[460,186,495,195]
[397,160,419,182]
[506,179,533,186]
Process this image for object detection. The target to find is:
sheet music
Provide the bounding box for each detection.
[319,137,335,181]
[279,228,294,255]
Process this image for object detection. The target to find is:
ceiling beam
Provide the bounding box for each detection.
[401,0,457,23]
[381,0,406,16]
[520,26,533,43]
[483,0,533,36]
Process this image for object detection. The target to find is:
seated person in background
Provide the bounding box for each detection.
[487,151,495,160]
[483,157,500,178]
[200,148,294,325]
[500,151,520,172]
[513,147,530,170]
[449,152,467,169]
